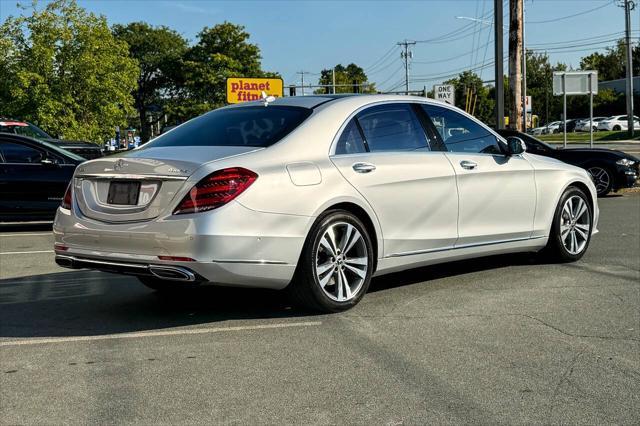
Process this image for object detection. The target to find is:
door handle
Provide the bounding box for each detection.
[352,162,376,173]
[460,160,478,170]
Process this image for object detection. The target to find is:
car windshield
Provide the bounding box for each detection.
[0,122,51,139]
[141,105,313,148]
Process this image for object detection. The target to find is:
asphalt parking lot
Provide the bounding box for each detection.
[1,194,638,424]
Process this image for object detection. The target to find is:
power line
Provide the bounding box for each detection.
[526,0,616,24]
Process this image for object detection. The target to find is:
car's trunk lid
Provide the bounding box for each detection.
[73,146,261,222]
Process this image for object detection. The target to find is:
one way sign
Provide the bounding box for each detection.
[433,84,455,105]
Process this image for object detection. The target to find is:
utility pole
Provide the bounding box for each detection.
[332,68,336,94]
[398,40,416,95]
[522,0,527,132]
[495,0,505,128]
[620,0,636,137]
[508,0,524,131]
[296,71,307,96]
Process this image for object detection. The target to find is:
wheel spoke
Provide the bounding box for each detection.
[575,223,590,233]
[320,236,336,257]
[336,269,344,301]
[560,224,571,240]
[326,225,339,254]
[318,268,333,288]
[574,199,587,220]
[340,224,353,252]
[344,263,366,279]
[344,228,362,255]
[316,261,334,276]
[345,257,367,266]
[570,230,578,253]
[340,269,352,300]
[574,226,588,240]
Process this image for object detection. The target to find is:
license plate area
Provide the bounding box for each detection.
[107,181,141,205]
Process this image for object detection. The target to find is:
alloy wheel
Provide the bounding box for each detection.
[315,221,368,302]
[587,167,610,195]
[560,195,591,255]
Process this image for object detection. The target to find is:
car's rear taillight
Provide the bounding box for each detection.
[173,167,258,215]
[61,184,72,209]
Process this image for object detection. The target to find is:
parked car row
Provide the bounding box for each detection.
[531,115,640,134]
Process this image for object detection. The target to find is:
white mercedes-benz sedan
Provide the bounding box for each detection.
[53,95,599,312]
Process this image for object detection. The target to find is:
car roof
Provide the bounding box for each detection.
[225,94,446,111]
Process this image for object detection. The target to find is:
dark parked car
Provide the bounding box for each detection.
[497,129,639,196]
[0,119,103,159]
[0,133,84,222]
[556,119,580,133]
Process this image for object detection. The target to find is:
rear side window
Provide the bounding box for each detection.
[356,104,429,152]
[335,119,367,154]
[421,104,502,155]
[143,106,312,148]
[0,141,44,163]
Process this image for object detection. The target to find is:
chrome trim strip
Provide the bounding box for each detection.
[77,173,188,181]
[56,254,148,269]
[211,259,288,265]
[385,236,546,258]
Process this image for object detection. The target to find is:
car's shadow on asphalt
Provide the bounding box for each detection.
[0,253,542,339]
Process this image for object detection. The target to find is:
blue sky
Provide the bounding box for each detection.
[1,0,636,92]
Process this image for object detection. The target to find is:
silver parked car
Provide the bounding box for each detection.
[54,95,599,312]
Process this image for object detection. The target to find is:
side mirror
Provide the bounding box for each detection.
[506,137,526,156]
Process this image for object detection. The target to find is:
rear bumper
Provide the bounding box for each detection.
[53,200,312,289]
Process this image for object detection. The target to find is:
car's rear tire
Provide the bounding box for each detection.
[287,210,374,313]
[587,166,614,196]
[613,125,621,131]
[543,186,593,263]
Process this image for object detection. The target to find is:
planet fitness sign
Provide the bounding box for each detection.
[226,77,284,104]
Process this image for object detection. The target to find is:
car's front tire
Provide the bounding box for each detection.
[587,166,613,196]
[288,210,374,313]
[543,186,593,262]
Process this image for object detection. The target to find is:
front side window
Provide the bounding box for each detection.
[142,106,312,148]
[335,119,367,154]
[0,141,44,163]
[421,105,502,155]
[356,104,429,152]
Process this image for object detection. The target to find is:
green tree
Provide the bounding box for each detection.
[0,0,138,143]
[315,64,376,94]
[181,22,277,116]
[112,22,188,142]
[580,39,640,82]
[444,71,494,125]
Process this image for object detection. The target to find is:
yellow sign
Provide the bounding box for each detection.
[226,77,284,104]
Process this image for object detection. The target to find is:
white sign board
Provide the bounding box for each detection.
[525,95,532,113]
[433,84,455,105]
[553,71,598,95]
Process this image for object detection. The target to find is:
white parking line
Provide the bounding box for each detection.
[0,321,323,347]
[0,250,54,255]
[0,233,52,237]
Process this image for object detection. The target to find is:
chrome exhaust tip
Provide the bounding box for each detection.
[55,255,76,269]
[148,265,196,282]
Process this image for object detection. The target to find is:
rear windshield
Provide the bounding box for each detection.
[143,106,312,148]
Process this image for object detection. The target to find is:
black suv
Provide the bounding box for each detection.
[0,119,103,159]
